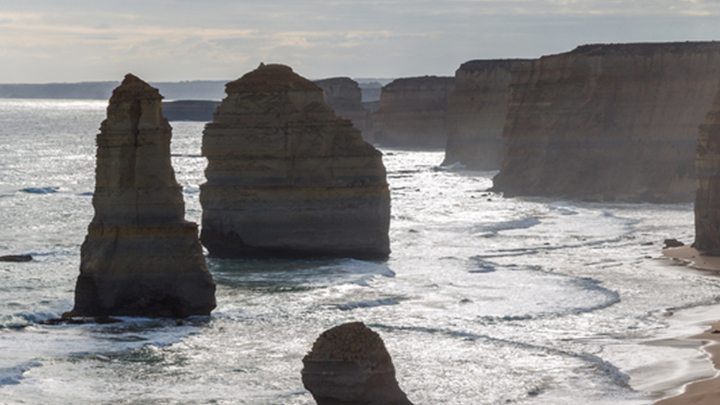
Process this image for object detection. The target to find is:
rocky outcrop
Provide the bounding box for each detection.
[200,64,390,260]
[302,322,413,405]
[442,59,529,170]
[162,100,219,122]
[314,77,372,142]
[694,81,720,253]
[71,74,216,318]
[0,255,32,262]
[372,76,455,148]
[493,42,720,202]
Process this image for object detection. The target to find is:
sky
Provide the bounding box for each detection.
[1,0,719,83]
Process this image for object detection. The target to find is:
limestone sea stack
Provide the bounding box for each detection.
[372,76,455,148]
[442,59,529,170]
[694,80,720,254]
[493,42,720,202]
[200,64,390,260]
[314,77,373,142]
[302,322,413,405]
[71,74,216,318]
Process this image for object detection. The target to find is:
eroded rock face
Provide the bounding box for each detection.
[302,322,413,405]
[493,42,720,202]
[200,64,390,260]
[372,76,455,149]
[72,74,216,318]
[442,59,529,170]
[694,81,720,254]
[314,77,372,142]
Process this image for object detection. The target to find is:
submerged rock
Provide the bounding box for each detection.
[200,64,390,260]
[493,42,720,202]
[314,77,372,142]
[71,74,216,318]
[372,76,455,149]
[302,322,413,405]
[442,59,529,170]
[0,254,32,262]
[694,79,720,254]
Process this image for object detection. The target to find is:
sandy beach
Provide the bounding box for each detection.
[652,246,720,404]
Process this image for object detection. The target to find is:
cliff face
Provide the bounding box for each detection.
[694,81,720,253]
[442,59,529,170]
[200,64,390,260]
[302,322,413,405]
[314,77,372,142]
[493,42,720,202]
[72,74,216,318]
[372,76,455,149]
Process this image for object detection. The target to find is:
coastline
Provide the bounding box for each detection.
[650,246,720,404]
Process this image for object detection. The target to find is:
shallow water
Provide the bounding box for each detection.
[0,99,717,404]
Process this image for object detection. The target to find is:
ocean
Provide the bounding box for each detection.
[0,99,718,404]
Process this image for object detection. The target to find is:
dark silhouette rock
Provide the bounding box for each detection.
[70,74,216,318]
[664,239,685,249]
[200,64,390,260]
[302,322,413,405]
[0,255,32,262]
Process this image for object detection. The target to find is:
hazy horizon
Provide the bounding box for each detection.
[1,0,719,84]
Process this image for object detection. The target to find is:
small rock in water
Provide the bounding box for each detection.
[0,255,32,262]
[302,322,413,405]
[663,239,685,249]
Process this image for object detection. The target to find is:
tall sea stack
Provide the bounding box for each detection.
[442,59,529,170]
[694,81,720,253]
[372,76,455,149]
[493,42,720,202]
[71,74,216,318]
[314,77,372,142]
[200,64,390,260]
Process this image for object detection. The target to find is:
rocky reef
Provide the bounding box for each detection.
[694,80,720,253]
[493,42,720,202]
[71,74,216,318]
[372,76,455,149]
[200,64,390,260]
[302,322,413,405]
[442,59,528,170]
[314,77,372,142]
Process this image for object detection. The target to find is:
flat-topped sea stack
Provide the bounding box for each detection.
[493,42,720,202]
[314,77,372,142]
[372,76,455,149]
[200,64,390,260]
[442,59,529,170]
[71,74,216,318]
[302,322,413,405]
[694,81,720,254]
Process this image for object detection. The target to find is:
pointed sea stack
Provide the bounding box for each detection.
[200,64,390,260]
[694,81,720,254]
[302,322,413,405]
[71,74,216,318]
[442,59,529,170]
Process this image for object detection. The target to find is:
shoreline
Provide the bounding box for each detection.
[650,246,720,405]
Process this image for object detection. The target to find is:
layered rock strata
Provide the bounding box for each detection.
[71,74,216,318]
[442,59,529,170]
[200,64,390,260]
[372,76,455,148]
[314,77,373,142]
[302,322,413,405]
[694,81,720,253]
[493,42,720,202]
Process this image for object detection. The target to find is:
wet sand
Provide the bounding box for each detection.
[653,247,720,405]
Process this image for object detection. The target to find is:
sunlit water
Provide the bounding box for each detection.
[0,99,718,404]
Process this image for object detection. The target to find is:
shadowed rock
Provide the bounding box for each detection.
[694,79,720,254]
[493,42,720,202]
[70,74,216,318]
[200,64,390,260]
[302,322,413,405]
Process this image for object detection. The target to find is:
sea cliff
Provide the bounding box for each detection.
[372,76,455,149]
[493,42,720,202]
[442,59,529,170]
[694,79,720,253]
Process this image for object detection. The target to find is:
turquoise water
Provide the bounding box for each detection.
[0,99,716,404]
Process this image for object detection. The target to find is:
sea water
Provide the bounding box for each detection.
[1,99,718,404]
